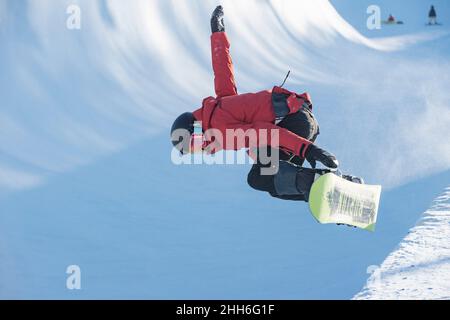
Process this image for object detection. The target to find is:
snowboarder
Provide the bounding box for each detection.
[170,6,359,202]
[382,14,403,25]
[428,5,437,25]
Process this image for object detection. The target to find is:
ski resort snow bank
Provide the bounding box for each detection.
[1,0,450,196]
[355,187,450,300]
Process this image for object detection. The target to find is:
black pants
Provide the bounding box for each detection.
[247,107,320,201]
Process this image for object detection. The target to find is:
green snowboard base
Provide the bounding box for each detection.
[309,173,382,231]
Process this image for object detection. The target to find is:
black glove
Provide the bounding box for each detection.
[211,6,225,33]
[305,144,339,169]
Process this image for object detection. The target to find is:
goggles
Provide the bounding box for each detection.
[190,121,206,153]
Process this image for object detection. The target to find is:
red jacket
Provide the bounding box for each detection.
[193,32,312,158]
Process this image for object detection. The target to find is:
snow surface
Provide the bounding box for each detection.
[0,0,450,299]
[355,187,450,300]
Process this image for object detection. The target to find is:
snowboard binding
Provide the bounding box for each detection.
[309,168,365,185]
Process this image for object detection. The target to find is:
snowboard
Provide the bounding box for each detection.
[308,173,382,231]
[382,20,404,25]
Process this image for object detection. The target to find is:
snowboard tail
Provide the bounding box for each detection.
[309,173,382,231]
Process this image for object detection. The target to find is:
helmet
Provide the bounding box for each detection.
[170,112,195,154]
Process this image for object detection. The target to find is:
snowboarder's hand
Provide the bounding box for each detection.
[211,5,225,33]
[305,144,339,169]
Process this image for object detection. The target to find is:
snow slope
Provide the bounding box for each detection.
[2,136,449,299]
[0,0,450,299]
[355,187,450,300]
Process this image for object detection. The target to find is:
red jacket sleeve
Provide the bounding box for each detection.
[211,32,237,98]
[223,122,312,158]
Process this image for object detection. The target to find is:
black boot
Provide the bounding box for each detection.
[342,174,364,184]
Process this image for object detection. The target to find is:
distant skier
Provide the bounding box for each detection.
[387,14,396,24]
[428,5,437,25]
[171,6,361,202]
[383,13,404,25]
